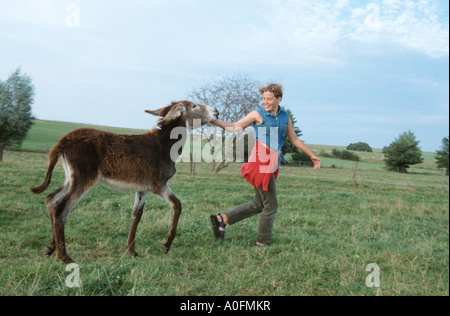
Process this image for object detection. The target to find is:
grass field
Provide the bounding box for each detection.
[0,120,448,296]
[20,120,147,152]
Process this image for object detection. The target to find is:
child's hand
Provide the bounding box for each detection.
[311,156,321,170]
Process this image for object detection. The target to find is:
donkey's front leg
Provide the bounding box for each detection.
[157,185,182,254]
[127,192,147,258]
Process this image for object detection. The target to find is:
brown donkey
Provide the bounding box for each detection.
[30,101,218,263]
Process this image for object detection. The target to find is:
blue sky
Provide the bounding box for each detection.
[0,0,448,151]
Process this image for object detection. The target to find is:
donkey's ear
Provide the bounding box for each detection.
[145,109,161,116]
[148,104,185,126]
[158,105,186,126]
[145,101,179,118]
[145,105,172,117]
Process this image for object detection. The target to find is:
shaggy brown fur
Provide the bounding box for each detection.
[30,101,218,263]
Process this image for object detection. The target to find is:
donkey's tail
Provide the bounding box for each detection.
[30,143,63,194]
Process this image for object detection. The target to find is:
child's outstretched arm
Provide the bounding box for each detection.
[286,119,321,170]
[210,110,261,133]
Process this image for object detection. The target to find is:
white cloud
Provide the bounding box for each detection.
[255,0,448,64]
[2,0,446,68]
[352,0,449,57]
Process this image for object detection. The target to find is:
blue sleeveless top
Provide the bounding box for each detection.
[252,106,290,165]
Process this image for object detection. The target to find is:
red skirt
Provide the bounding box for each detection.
[241,141,279,192]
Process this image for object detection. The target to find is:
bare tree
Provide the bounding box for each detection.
[188,74,261,173]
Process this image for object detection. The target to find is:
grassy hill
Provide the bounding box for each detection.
[20,120,147,152]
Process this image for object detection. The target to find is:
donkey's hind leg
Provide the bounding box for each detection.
[44,153,72,258]
[44,184,69,257]
[45,183,95,264]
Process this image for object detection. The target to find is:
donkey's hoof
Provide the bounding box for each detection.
[161,245,170,254]
[59,255,74,264]
[45,247,55,257]
[130,252,139,258]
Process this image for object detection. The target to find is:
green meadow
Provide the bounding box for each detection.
[0,120,448,296]
[20,120,147,152]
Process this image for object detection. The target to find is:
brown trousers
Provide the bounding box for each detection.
[224,174,278,244]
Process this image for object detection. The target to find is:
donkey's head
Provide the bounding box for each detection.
[146,101,219,128]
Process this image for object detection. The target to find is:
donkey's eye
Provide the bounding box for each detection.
[193,104,198,109]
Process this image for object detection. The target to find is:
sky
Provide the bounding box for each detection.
[0,0,448,152]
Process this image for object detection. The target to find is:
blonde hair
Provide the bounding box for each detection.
[258,83,283,100]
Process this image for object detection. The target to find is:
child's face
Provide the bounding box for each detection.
[262,92,282,114]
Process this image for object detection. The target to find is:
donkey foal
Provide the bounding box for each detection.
[30,101,218,263]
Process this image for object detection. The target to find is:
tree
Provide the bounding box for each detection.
[284,108,314,166]
[347,142,373,152]
[435,136,449,175]
[0,68,35,162]
[383,130,423,173]
[188,74,261,173]
[282,108,303,157]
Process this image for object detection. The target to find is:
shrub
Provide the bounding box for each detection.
[347,142,373,152]
[332,149,360,161]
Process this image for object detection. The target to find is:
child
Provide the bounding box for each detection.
[210,83,320,246]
